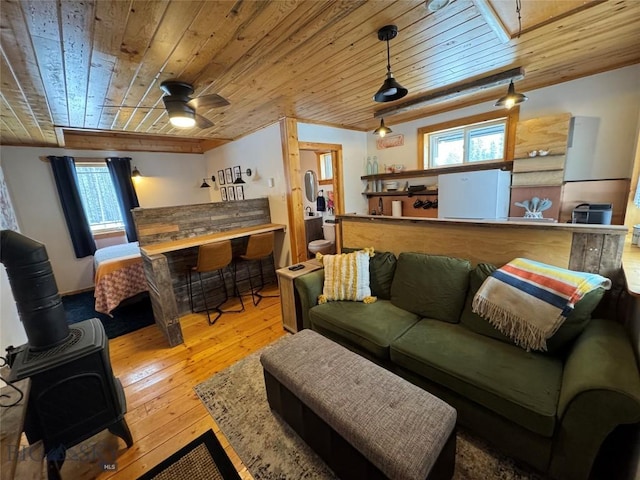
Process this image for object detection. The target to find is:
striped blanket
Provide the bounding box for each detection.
[472,258,611,351]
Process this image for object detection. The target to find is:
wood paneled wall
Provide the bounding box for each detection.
[132,198,271,246]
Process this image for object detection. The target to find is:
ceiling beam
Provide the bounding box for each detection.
[373,67,525,119]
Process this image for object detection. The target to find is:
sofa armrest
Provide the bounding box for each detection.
[550,319,640,480]
[294,269,324,330]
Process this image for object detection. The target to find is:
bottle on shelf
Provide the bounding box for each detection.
[366,156,373,175]
[372,156,379,174]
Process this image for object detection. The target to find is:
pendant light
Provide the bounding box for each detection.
[373,118,392,138]
[495,80,528,109]
[373,25,408,103]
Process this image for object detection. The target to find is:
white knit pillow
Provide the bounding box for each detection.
[317,248,377,304]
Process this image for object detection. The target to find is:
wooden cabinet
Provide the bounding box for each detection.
[276,261,322,333]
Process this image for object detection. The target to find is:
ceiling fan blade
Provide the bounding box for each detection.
[187,94,230,110]
[195,114,214,129]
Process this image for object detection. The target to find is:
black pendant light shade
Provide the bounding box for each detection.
[495,80,528,109]
[373,25,408,103]
[373,118,392,137]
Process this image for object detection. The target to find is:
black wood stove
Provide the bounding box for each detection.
[1,230,133,479]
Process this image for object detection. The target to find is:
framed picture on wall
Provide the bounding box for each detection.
[220,187,227,201]
[225,168,233,184]
[233,166,241,182]
[218,169,225,185]
[235,185,244,200]
[227,186,236,200]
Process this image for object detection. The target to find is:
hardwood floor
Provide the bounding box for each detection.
[57,286,285,480]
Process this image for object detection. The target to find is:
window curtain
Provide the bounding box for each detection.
[106,157,140,242]
[48,156,96,258]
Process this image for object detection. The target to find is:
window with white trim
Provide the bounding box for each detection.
[76,164,124,232]
[426,118,506,168]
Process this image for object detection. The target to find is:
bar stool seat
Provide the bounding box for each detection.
[236,231,279,306]
[187,240,244,325]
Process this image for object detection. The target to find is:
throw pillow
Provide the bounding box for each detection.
[341,247,397,299]
[461,263,606,354]
[390,252,471,323]
[317,248,377,304]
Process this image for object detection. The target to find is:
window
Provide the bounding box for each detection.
[419,110,518,169]
[316,152,333,185]
[76,164,124,232]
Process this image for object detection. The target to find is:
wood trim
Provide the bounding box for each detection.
[280,117,306,264]
[62,129,210,153]
[472,0,510,43]
[417,109,519,169]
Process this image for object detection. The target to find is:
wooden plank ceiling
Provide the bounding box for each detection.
[1,0,639,149]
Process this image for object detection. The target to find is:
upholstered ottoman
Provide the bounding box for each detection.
[260,329,457,480]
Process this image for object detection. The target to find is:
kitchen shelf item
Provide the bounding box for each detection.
[361,160,513,182]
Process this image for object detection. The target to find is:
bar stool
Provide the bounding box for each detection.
[236,231,279,306]
[187,240,244,325]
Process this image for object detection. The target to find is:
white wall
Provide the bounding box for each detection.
[0,162,28,353]
[366,65,640,183]
[1,146,208,293]
[204,123,292,266]
[297,122,368,215]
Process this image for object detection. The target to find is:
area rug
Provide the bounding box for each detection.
[137,429,240,480]
[195,342,550,480]
[62,290,154,339]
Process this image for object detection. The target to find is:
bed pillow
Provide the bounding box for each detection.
[317,248,377,304]
[341,247,397,300]
[461,263,606,353]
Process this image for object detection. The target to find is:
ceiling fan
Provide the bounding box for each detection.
[101,80,229,129]
[160,80,229,129]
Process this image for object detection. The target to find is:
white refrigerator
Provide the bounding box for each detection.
[438,169,511,219]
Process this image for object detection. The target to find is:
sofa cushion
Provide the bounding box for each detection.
[310,300,420,360]
[391,319,563,437]
[461,263,606,354]
[319,249,375,303]
[390,253,471,323]
[342,248,397,300]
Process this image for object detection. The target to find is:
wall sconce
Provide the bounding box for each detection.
[200,175,216,188]
[131,166,142,181]
[233,168,252,185]
[373,118,392,137]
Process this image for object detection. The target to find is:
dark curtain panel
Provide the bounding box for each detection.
[106,157,140,242]
[48,156,96,258]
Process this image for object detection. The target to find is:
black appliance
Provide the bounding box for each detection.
[571,203,613,225]
[1,230,132,479]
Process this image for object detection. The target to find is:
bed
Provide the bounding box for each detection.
[94,242,148,315]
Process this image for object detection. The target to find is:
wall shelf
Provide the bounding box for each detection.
[364,190,439,198]
[360,160,513,181]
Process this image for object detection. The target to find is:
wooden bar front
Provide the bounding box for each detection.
[338,214,627,279]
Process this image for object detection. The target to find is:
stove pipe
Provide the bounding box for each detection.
[0,230,70,350]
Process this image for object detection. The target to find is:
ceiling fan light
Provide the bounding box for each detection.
[373,118,392,138]
[169,112,196,128]
[495,80,528,109]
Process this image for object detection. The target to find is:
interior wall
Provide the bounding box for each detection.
[296,122,368,215]
[1,146,209,294]
[204,123,292,267]
[367,64,640,184]
[0,162,28,353]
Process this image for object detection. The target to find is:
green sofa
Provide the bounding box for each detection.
[294,251,640,480]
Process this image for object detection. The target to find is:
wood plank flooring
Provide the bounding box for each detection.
[55,286,285,480]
